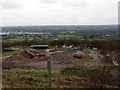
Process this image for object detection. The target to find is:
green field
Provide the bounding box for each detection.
[2,51,16,57]
[57,34,84,40]
[2,33,116,43]
[5,46,21,50]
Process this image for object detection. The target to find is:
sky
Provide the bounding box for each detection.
[0,0,119,26]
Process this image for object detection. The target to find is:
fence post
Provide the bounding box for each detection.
[47,60,52,88]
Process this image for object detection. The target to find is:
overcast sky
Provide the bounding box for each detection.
[0,0,119,26]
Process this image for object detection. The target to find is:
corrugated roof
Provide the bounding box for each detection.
[31,45,48,47]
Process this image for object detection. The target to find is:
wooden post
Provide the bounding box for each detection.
[47,60,52,88]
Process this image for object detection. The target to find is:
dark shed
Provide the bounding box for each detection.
[31,45,49,49]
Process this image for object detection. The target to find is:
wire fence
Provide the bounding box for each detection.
[2,73,120,88]
[2,59,120,88]
[2,67,120,88]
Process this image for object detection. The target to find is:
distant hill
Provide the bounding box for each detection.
[2,25,118,33]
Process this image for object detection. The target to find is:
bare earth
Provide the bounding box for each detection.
[2,49,111,70]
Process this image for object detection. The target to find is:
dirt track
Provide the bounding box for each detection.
[2,49,111,70]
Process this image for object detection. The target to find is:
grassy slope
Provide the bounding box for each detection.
[2,66,120,88]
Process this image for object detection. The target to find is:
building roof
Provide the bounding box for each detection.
[31,45,48,47]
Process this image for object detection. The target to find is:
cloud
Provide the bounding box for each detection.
[62,0,88,8]
[1,0,119,26]
[70,2,87,7]
[38,0,60,4]
[1,0,22,9]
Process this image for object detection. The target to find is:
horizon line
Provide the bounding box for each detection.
[1,24,118,27]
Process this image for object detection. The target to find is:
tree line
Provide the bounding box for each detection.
[2,38,120,51]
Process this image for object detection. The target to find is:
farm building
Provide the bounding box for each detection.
[105,34,110,37]
[31,45,49,49]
